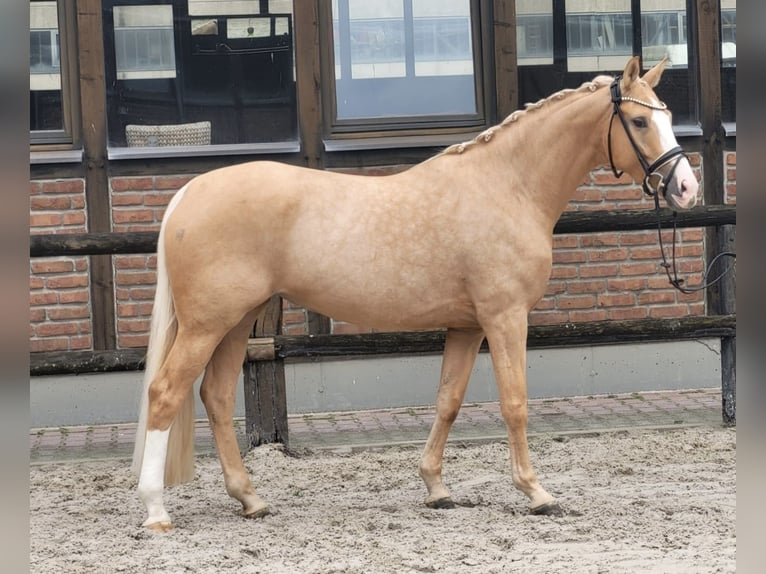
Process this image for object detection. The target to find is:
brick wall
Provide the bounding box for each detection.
[29,151,733,350]
[532,155,706,326]
[29,179,92,352]
[111,175,193,348]
[725,152,736,204]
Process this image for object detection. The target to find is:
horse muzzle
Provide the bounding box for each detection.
[664,173,699,210]
[644,153,699,211]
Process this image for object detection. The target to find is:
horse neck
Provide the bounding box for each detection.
[463,87,613,230]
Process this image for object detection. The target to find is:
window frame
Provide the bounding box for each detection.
[720,3,736,131]
[101,0,301,159]
[29,0,82,149]
[319,0,495,145]
[516,0,701,133]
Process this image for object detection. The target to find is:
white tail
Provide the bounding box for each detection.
[131,184,195,485]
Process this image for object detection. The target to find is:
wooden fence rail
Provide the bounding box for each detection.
[255,315,737,361]
[30,315,736,377]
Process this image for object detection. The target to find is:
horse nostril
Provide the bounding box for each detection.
[680,178,698,196]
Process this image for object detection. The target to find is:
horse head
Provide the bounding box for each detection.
[607,56,699,210]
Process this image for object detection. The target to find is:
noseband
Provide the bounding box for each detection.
[606,76,735,294]
[607,76,686,200]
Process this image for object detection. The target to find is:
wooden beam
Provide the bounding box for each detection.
[243,296,288,447]
[77,0,115,350]
[294,0,323,169]
[30,348,146,376]
[30,231,158,257]
[696,0,736,425]
[247,338,276,362]
[266,315,736,360]
[493,0,517,121]
[30,315,735,375]
[552,204,735,234]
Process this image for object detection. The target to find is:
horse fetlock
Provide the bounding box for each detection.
[224,477,253,499]
[510,468,538,493]
[418,461,442,483]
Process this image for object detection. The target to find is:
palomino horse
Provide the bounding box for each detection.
[133,57,698,531]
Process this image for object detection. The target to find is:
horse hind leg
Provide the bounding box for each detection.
[137,327,221,531]
[200,309,270,519]
[419,328,484,508]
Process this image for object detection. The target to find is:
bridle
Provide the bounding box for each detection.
[607,76,685,200]
[607,76,735,294]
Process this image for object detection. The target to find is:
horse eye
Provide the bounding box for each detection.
[632,117,648,129]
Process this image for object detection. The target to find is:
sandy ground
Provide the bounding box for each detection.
[30,426,735,574]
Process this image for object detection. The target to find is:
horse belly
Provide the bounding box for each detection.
[278,252,479,331]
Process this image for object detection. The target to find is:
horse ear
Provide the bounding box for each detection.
[641,57,668,88]
[620,56,641,92]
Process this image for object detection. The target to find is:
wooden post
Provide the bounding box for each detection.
[493,0,518,121]
[77,0,116,350]
[697,0,735,425]
[243,295,288,447]
[294,0,322,170]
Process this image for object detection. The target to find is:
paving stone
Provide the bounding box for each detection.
[29,388,726,464]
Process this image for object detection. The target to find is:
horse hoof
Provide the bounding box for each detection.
[145,521,174,533]
[529,501,564,517]
[243,506,271,520]
[425,497,456,510]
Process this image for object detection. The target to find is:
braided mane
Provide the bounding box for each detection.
[439,75,614,157]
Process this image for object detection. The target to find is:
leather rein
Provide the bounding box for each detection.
[607,76,735,294]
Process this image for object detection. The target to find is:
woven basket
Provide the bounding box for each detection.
[125,121,211,147]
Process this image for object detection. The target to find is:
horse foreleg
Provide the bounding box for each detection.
[200,311,270,519]
[485,313,561,515]
[419,328,484,508]
[138,329,219,531]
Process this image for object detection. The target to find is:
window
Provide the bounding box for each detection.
[516,2,553,66]
[328,0,484,131]
[30,1,67,140]
[113,5,176,79]
[103,0,297,152]
[721,1,735,125]
[642,9,688,68]
[517,0,697,127]
[642,11,687,60]
[639,0,694,125]
[30,29,60,75]
[566,1,632,72]
[30,0,79,148]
